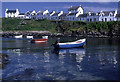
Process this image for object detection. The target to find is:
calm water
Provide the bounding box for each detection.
[1,36,120,80]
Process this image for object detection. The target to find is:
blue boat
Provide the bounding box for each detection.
[54,39,86,49]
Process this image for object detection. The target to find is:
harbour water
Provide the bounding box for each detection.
[1,36,120,80]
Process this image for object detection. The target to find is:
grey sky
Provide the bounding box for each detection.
[1,0,120,2]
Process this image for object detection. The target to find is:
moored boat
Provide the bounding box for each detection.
[54,39,86,49]
[31,36,48,43]
[26,36,33,39]
[14,35,23,38]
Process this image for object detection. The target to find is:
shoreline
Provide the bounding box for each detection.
[1,31,120,38]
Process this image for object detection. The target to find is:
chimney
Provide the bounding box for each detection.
[6,9,8,12]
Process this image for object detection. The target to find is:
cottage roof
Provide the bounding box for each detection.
[6,10,16,13]
[67,12,78,16]
[68,6,82,11]
[99,11,115,16]
[50,12,53,14]
[59,13,67,17]
[52,13,59,16]
[37,11,43,15]
[26,11,31,14]
[19,13,25,15]
[116,14,120,17]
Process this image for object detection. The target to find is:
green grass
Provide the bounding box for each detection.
[2,18,57,33]
[2,18,120,35]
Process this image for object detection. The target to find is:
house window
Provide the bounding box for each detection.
[73,17,74,20]
[101,14,104,16]
[105,18,107,22]
[87,19,89,21]
[102,19,104,22]
[80,18,81,20]
[109,13,113,16]
[67,18,69,20]
[110,18,111,21]
[90,19,92,22]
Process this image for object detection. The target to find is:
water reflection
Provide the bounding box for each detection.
[2,37,120,80]
[33,42,48,48]
[44,51,50,63]
[54,48,85,71]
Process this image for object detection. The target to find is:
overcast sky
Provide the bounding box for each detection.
[1,0,120,2]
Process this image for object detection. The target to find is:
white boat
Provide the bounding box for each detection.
[54,39,86,49]
[26,36,33,39]
[14,35,23,38]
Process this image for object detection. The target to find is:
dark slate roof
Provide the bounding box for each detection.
[37,11,43,15]
[116,14,120,17]
[52,13,59,16]
[50,12,54,14]
[67,12,78,16]
[19,13,25,15]
[26,11,31,14]
[59,13,67,17]
[38,11,43,13]
[99,11,115,16]
[6,10,16,13]
[68,6,82,11]
[78,14,87,17]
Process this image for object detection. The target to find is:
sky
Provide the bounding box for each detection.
[2,2,118,17]
[1,0,120,2]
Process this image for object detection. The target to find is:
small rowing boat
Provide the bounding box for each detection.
[14,35,23,38]
[31,36,48,43]
[31,39,48,43]
[53,39,86,49]
[26,36,33,39]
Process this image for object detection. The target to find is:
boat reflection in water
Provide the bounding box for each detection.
[54,48,86,71]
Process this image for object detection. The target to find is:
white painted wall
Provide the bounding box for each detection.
[5,9,19,18]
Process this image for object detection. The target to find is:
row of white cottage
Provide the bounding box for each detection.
[5,5,120,22]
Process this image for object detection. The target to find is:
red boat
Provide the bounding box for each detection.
[31,36,48,43]
[31,39,48,43]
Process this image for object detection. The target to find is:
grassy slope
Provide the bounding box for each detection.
[2,18,57,33]
[2,18,120,35]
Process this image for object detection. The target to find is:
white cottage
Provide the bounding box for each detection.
[50,11,63,20]
[36,10,49,20]
[66,5,84,21]
[31,10,36,19]
[5,9,19,18]
[43,10,49,19]
[86,12,99,22]
[68,5,84,14]
[36,11,44,20]
[24,10,36,19]
[24,11,32,19]
[98,10,117,22]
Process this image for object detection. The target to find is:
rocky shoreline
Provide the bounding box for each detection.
[1,31,120,38]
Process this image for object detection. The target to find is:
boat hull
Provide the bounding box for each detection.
[59,42,85,49]
[54,39,86,49]
[31,39,48,43]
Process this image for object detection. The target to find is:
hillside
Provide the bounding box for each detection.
[2,18,57,33]
[2,18,120,37]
